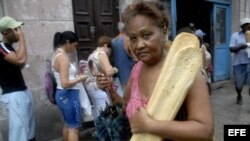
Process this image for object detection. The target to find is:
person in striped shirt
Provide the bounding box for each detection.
[0,16,36,141]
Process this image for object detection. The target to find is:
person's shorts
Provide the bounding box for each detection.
[0,90,36,141]
[233,64,250,89]
[55,89,82,128]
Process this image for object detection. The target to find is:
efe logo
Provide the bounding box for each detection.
[228,129,246,136]
[224,125,250,141]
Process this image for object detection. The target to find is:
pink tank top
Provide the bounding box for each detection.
[126,61,149,118]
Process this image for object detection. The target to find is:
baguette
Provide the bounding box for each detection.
[130,33,202,141]
[245,31,250,42]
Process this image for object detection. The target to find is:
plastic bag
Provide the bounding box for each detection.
[112,77,124,97]
[79,83,92,121]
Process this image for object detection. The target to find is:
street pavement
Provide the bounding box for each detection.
[211,80,250,141]
[51,80,250,141]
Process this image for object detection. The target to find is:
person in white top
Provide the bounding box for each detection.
[195,29,212,94]
[52,31,88,141]
[85,36,118,121]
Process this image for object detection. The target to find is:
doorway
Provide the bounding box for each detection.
[72,0,119,60]
[176,0,214,80]
[176,0,213,45]
[176,0,231,82]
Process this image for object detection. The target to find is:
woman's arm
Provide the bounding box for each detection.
[129,72,214,141]
[96,73,132,106]
[98,53,118,76]
[110,77,132,106]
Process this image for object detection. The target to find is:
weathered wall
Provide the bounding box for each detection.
[0,0,75,140]
[231,0,250,33]
[230,0,250,77]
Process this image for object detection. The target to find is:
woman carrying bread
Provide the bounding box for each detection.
[96,1,214,140]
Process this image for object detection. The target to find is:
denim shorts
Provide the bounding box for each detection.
[233,64,250,89]
[55,89,82,128]
[0,90,36,141]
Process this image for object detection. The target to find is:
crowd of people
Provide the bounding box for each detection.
[9,0,250,140]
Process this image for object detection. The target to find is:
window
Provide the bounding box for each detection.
[215,7,226,45]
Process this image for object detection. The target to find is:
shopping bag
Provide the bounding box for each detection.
[79,83,92,120]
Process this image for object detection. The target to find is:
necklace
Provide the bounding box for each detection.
[57,48,66,54]
[54,48,68,60]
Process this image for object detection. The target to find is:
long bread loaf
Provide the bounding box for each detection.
[130,33,202,141]
[245,31,250,58]
[245,31,250,42]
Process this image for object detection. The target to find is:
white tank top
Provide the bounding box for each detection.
[52,52,80,90]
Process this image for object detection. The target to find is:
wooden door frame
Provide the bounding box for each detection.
[72,0,119,60]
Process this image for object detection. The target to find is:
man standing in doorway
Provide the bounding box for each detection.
[229,18,250,105]
[0,16,36,141]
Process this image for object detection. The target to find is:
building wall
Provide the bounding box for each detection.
[231,0,250,33]
[230,0,250,77]
[0,0,75,140]
[0,0,152,140]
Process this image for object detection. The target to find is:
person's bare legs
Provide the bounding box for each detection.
[68,128,79,141]
[236,87,243,105]
[249,87,250,96]
[207,82,212,95]
[63,126,69,141]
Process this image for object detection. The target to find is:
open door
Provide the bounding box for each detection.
[212,4,231,81]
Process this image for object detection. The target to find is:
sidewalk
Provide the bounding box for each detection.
[51,80,250,141]
[211,80,232,90]
[49,122,96,141]
[210,80,250,141]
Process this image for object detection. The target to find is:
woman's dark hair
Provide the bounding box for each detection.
[123,1,170,34]
[97,36,112,48]
[53,31,79,50]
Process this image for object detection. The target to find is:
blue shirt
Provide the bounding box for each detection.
[111,36,134,87]
[229,31,250,66]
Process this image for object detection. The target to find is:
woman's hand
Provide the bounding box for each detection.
[95,73,112,90]
[76,74,88,82]
[129,107,154,133]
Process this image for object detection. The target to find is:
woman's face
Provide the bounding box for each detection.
[68,41,78,52]
[104,44,112,56]
[127,15,165,65]
[106,47,112,57]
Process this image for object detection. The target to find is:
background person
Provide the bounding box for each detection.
[0,16,37,141]
[229,18,250,105]
[85,36,118,120]
[52,31,88,141]
[111,21,136,90]
[195,29,212,94]
[177,22,196,35]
